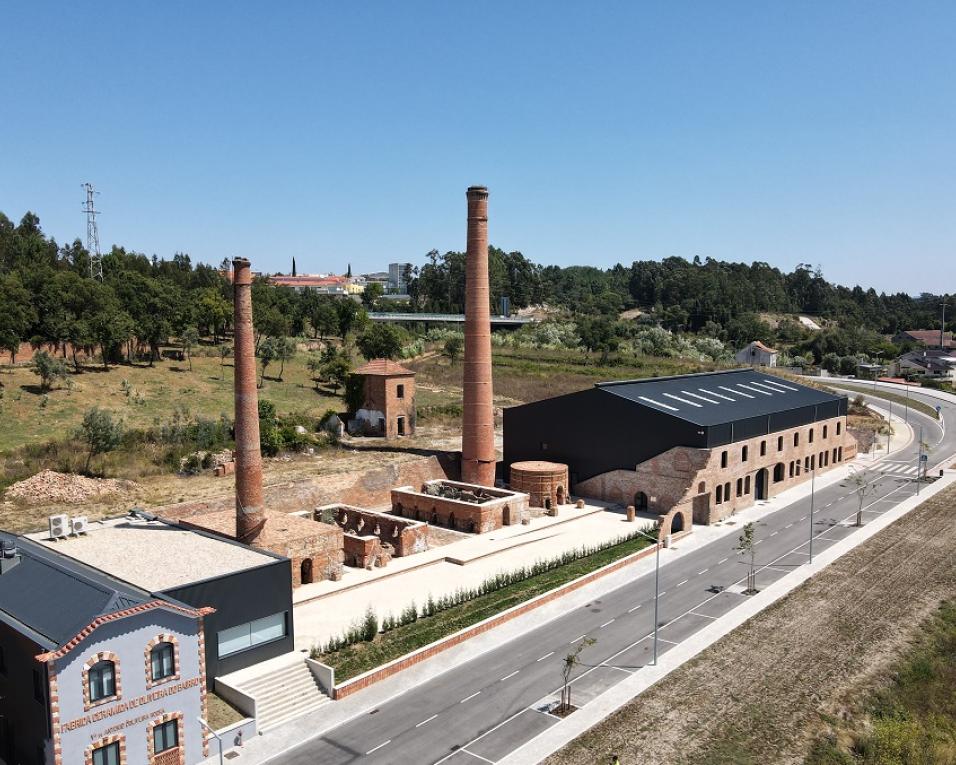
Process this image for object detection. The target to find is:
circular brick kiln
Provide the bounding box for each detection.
[510,461,569,510]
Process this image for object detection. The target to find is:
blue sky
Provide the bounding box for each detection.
[1,2,954,293]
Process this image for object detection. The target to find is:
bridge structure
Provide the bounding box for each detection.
[368,312,534,327]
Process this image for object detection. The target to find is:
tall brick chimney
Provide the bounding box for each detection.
[461,186,496,486]
[232,257,266,544]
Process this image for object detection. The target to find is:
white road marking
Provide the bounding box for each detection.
[416,714,438,727]
[690,611,717,620]
[799,516,807,521]
[461,751,495,764]
[677,579,688,587]
[627,604,642,613]
[536,651,554,662]
[569,635,586,644]
[499,670,519,682]
[718,557,728,564]
[698,568,709,575]
[460,691,481,703]
[784,523,793,529]
[366,740,391,755]
[770,531,778,537]
[659,590,667,596]
[754,539,763,545]
[600,619,615,628]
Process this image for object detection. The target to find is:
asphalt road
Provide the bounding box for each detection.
[272,387,956,765]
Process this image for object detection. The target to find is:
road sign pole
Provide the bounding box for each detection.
[808,465,816,564]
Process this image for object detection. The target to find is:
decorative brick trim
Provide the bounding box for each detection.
[48,661,63,765]
[197,615,210,758]
[85,733,126,765]
[82,651,122,712]
[146,711,185,765]
[145,634,181,689]
[333,536,683,699]
[35,602,215,662]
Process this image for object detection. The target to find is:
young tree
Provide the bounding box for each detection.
[32,350,69,392]
[180,328,198,372]
[320,351,352,393]
[77,407,124,473]
[361,282,384,309]
[0,273,37,363]
[736,522,758,594]
[273,337,296,381]
[258,338,277,388]
[218,344,232,380]
[443,335,464,364]
[560,637,596,713]
[356,323,404,361]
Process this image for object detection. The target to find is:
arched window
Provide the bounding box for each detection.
[150,643,175,682]
[89,660,116,702]
[716,485,723,504]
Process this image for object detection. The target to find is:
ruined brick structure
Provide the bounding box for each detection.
[509,461,569,510]
[313,504,429,558]
[349,359,416,438]
[390,480,529,533]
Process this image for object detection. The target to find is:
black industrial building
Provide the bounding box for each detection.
[503,369,849,487]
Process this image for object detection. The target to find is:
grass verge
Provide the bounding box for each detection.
[805,600,956,764]
[316,531,656,681]
[825,383,939,421]
[205,692,246,730]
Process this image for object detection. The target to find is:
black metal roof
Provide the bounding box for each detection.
[596,368,843,426]
[0,532,149,650]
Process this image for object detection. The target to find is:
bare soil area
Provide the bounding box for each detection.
[546,482,956,765]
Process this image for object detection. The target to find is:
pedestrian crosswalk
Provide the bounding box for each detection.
[878,461,920,476]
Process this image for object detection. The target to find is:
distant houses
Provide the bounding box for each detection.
[892,329,954,349]
[897,349,956,382]
[735,340,778,367]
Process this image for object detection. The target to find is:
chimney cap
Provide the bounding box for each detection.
[466,186,489,196]
[232,257,251,266]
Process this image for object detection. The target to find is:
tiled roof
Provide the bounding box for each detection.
[898,330,954,348]
[751,340,778,353]
[353,359,415,376]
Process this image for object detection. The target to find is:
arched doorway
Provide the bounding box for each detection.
[773,462,785,483]
[634,491,649,511]
[447,512,456,531]
[671,511,685,533]
[502,505,512,526]
[544,498,552,510]
[556,486,565,505]
[755,468,769,500]
[300,558,313,585]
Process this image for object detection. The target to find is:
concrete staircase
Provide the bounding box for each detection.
[238,657,332,732]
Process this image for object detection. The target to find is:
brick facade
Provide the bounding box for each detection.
[509,461,569,510]
[350,360,416,438]
[390,480,530,533]
[575,417,858,526]
[315,504,429,557]
[145,711,186,765]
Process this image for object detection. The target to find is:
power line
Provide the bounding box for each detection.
[82,182,102,280]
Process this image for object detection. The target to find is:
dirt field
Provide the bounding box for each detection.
[546,482,956,765]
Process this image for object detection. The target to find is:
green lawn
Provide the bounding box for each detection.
[825,382,940,421]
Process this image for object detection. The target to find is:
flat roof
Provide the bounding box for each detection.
[27,516,277,592]
[596,368,844,426]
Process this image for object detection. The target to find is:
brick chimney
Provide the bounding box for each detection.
[232,257,266,544]
[461,186,496,486]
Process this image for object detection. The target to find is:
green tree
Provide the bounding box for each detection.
[77,407,124,473]
[218,344,232,380]
[576,317,619,362]
[560,637,596,713]
[443,335,464,364]
[273,336,296,381]
[361,282,384,309]
[32,350,69,392]
[356,323,403,361]
[196,288,231,344]
[320,349,351,393]
[0,273,37,363]
[258,337,277,387]
[180,328,198,372]
[335,299,367,338]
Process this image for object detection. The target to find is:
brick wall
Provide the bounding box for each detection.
[575,417,858,525]
[315,505,429,557]
[363,374,416,438]
[390,481,529,533]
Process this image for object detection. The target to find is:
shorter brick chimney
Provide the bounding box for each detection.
[232,257,266,544]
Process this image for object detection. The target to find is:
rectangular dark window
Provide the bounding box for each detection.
[736,478,743,497]
[88,661,116,702]
[794,432,800,447]
[396,384,405,399]
[721,451,728,468]
[777,436,784,451]
[741,445,749,462]
[760,441,767,457]
[397,416,405,436]
[92,741,120,765]
[153,719,179,752]
[823,425,828,439]
[809,428,814,444]
[837,421,842,435]
[151,643,175,681]
[32,668,44,703]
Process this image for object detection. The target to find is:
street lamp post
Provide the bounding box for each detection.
[629,526,662,666]
[808,462,816,564]
[198,717,224,765]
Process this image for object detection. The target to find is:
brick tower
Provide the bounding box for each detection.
[232,257,266,544]
[461,186,496,486]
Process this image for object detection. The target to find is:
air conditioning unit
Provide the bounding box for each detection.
[48,514,69,540]
[71,516,89,535]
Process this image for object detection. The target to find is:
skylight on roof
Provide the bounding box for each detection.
[638,395,680,412]
[763,379,799,391]
[663,393,703,408]
[700,387,736,402]
[720,385,753,399]
[681,390,720,404]
[750,381,788,394]
[737,383,772,396]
